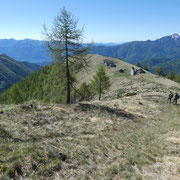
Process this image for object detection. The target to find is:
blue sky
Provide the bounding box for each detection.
[0,0,180,43]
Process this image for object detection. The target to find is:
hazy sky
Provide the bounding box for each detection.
[0,0,180,42]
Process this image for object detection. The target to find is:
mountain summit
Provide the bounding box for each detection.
[171,33,180,40]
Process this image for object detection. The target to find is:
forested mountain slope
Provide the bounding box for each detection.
[141,58,180,74]
[0,54,41,93]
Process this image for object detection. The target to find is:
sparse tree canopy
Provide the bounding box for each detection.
[90,66,111,100]
[42,8,89,104]
[156,67,166,77]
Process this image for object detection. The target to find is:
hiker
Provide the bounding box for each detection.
[172,92,179,104]
[167,91,173,104]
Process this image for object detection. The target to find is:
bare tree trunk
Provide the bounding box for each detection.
[99,82,101,100]
[65,37,71,104]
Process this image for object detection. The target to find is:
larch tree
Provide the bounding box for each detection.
[42,8,90,104]
[156,67,166,77]
[90,66,111,100]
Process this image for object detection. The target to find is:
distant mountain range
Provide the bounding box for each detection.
[90,33,180,64]
[0,54,41,93]
[93,42,126,46]
[0,39,125,63]
[0,33,180,72]
[0,38,51,63]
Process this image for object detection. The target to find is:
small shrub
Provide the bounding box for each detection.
[6,167,15,179]
[78,82,91,101]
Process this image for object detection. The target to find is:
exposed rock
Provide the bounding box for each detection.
[119,69,125,73]
[21,104,36,111]
[103,59,116,67]
[55,152,67,161]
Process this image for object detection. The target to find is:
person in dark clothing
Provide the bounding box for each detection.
[167,91,173,104]
[172,92,179,104]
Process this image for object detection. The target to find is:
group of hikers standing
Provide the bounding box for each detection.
[167,91,179,104]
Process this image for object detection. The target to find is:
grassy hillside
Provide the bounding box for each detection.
[0,54,41,93]
[1,54,180,179]
[0,64,180,179]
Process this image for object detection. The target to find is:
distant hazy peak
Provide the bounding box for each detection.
[0,53,10,58]
[0,53,7,56]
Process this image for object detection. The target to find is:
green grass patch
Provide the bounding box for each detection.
[114,70,130,78]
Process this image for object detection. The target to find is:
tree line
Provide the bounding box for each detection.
[0,64,110,104]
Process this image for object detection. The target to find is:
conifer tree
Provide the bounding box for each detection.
[8,85,24,104]
[43,8,89,104]
[78,82,91,101]
[156,67,166,77]
[90,66,111,100]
